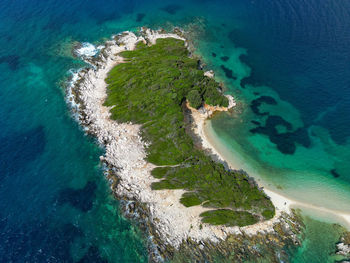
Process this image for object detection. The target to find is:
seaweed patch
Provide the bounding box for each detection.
[136,13,145,22]
[330,169,340,178]
[250,115,310,154]
[250,96,277,116]
[220,56,229,62]
[220,65,236,80]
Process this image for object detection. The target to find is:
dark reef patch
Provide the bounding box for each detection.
[212,52,217,57]
[220,65,236,80]
[136,13,145,22]
[266,115,293,131]
[160,4,182,15]
[0,55,20,70]
[250,115,311,154]
[78,246,108,263]
[0,126,46,180]
[317,101,350,145]
[58,181,97,212]
[251,120,261,126]
[239,54,265,88]
[220,56,229,62]
[228,29,250,48]
[330,169,340,178]
[250,96,277,116]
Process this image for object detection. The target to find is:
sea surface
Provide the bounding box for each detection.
[0,0,349,262]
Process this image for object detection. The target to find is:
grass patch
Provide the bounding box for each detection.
[200,209,258,227]
[104,37,275,226]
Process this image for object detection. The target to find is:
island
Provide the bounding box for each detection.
[68,28,304,262]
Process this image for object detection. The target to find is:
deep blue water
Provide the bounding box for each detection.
[232,0,350,144]
[0,0,349,262]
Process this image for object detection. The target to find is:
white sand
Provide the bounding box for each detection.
[197,110,350,230]
[189,105,294,217]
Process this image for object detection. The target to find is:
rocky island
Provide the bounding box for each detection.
[67,28,304,262]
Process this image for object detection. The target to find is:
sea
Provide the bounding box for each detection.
[0,0,349,262]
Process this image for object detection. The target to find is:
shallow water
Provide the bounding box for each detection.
[0,0,349,262]
[194,0,350,223]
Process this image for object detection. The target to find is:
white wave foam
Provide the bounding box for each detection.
[66,69,81,120]
[76,42,98,57]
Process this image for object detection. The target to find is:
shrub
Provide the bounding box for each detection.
[262,209,275,219]
[203,85,229,107]
[187,89,202,109]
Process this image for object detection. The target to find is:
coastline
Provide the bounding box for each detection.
[188,102,294,219]
[201,114,350,230]
[67,28,303,261]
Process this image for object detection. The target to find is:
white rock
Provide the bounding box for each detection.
[204,70,214,78]
[337,242,350,256]
[226,94,236,109]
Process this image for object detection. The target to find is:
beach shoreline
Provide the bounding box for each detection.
[188,104,295,218]
[66,27,304,260]
[199,113,350,230]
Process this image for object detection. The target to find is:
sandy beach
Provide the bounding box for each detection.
[197,111,350,230]
[188,104,295,217]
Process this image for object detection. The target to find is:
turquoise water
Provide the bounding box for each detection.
[1,0,349,261]
[289,215,344,263]
[193,1,350,216]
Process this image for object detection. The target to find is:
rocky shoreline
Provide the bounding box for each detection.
[66,28,304,262]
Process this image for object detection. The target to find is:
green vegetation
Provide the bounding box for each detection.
[187,89,202,109]
[200,209,258,226]
[104,37,274,226]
